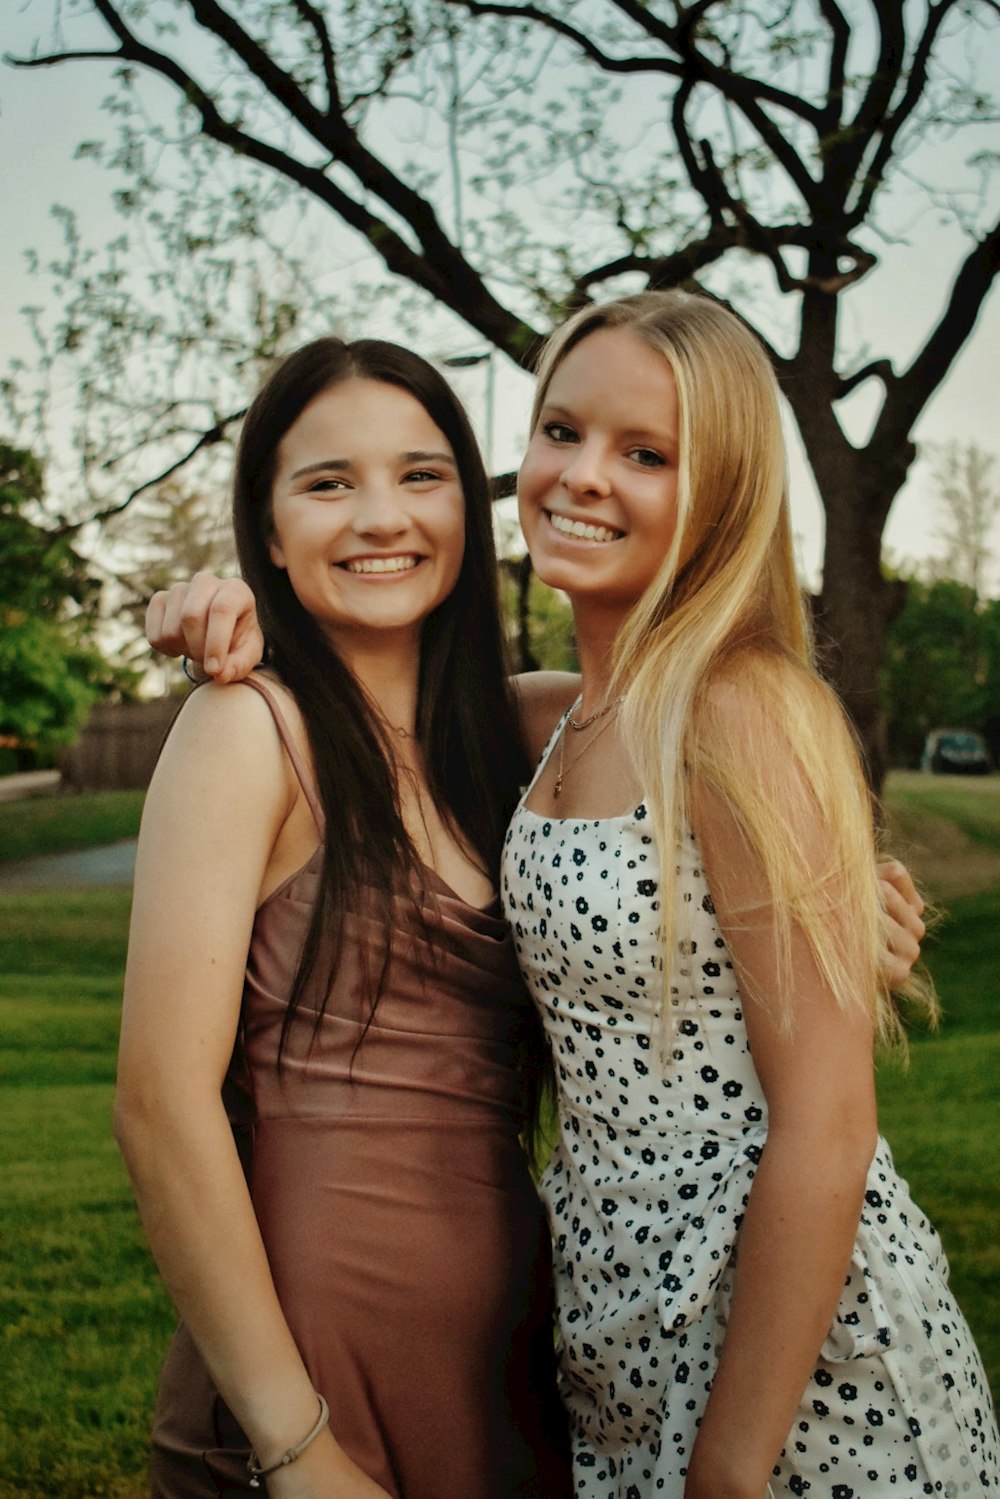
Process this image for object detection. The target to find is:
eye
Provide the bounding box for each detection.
[542,421,578,444]
[629,447,667,469]
[403,468,443,484]
[307,476,350,495]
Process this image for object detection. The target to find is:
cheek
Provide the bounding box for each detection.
[516,443,549,513]
[516,465,542,535]
[436,502,466,578]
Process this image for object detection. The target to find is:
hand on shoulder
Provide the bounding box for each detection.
[146,572,264,682]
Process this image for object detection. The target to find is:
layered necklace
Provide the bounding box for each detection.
[553,694,623,800]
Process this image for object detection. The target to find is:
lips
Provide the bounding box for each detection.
[340,554,421,574]
[546,510,624,543]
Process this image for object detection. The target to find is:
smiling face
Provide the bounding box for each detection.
[518,326,682,619]
[267,377,466,653]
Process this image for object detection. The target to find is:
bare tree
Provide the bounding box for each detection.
[8,0,1000,787]
[928,440,1000,604]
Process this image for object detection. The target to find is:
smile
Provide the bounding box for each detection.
[340,555,421,574]
[546,511,623,544]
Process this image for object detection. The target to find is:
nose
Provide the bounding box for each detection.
[560,440,611,499]
[352,481,409,538]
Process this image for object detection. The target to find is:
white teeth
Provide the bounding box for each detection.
[343,555,419,574]
[548,512,622,543]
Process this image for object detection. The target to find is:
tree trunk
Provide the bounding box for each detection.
[814,478,904,796]
[783,283,911,798]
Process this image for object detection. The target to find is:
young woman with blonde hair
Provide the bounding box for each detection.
[502,289,997,1495]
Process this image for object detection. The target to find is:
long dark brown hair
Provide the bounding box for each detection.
[232,337,531,1072]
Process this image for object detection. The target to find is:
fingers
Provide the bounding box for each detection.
[145,574,263,682]
[200,579,264,683]
[146,581,207,659]
[876,858,924,919]
[881,915,922,990]
[878,868,926,990]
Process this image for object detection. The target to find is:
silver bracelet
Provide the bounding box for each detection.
[246,1392,330,1487]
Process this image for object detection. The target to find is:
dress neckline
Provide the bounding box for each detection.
[419,859,501,917]
[516,802,647,827]
[518,706,646,825]
[258,843,502,929]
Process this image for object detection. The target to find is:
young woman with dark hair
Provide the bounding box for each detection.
[116,337,571,1499]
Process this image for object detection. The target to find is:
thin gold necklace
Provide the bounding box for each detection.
[567,693,623,733]
[554,704,621,800]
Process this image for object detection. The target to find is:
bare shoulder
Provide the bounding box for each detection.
[700,650,835,747]
[692,649,862,843]
[511,670,581,763]
[154,674,301,808]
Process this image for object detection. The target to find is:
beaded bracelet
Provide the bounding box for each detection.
[246,1392,330,1488]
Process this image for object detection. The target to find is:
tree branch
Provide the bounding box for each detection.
[672,81,726,228]
[872,217,1000,458]
[835,359,895,399]
[54,409,248,537]
[440,0,686,76]
[817,0,850,130]
[287,0,339,115]
[610,0,824,125]
[847,0,955,225]
[11,0,542,367]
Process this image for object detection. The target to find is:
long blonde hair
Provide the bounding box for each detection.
[534,290,930,1044]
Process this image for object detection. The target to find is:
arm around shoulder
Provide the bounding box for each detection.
[510,669,581,764]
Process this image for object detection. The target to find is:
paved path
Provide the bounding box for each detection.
[0,770,62,803]
[0,839,137,891]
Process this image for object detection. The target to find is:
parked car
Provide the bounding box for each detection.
[921,728,992,775]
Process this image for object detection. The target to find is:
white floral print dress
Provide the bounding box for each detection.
[500,723,999,1498]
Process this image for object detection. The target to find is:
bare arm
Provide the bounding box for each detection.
[510,669,581,762]
[684,736,878,1499]
[116,685,388,1497]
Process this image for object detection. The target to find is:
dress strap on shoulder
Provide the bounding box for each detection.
[241,673,325,833]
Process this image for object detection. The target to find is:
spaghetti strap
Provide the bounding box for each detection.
[241,673,325,833]
[520,700,577,802]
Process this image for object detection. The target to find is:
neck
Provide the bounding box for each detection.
[570,599,627,709]
[330,631,422,738]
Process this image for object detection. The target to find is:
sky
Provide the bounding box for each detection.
[2,2,999,592]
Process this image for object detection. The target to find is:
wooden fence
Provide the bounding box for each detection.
[60,698,184,791]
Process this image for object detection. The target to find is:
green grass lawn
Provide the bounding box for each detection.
[0,779,996,1495]
[0,889,173,1498]
[0,790,145,866]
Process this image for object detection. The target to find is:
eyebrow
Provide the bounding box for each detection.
[290,459,350,480]
[290,450,455,481]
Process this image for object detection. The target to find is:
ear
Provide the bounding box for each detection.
[268,538,287,570]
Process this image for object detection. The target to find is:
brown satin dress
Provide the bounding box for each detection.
[149,679,570,1498]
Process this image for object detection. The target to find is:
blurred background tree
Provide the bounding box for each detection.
[0,441,133,769]
[882,441,1000,767]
